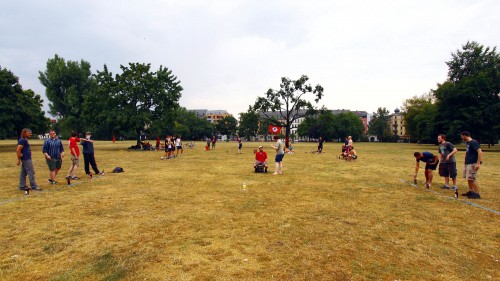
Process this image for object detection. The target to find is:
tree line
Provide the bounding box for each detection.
[1,41,497,144]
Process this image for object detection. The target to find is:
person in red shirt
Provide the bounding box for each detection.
[66,131,81,184]
[254,146,268,172]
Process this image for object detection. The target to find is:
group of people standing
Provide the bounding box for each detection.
[17,129,103,192]
[161,135,183,160]
[414,131,483,199]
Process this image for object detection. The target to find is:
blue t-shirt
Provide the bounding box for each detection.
[43,138,64,159]
[81,139,94,154]
[18,138,31,160]
[465,139,480,164]
[417,151,435,163]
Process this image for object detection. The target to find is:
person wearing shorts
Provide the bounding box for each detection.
[437,134,458,190]
[237,136,242,154]
[66,131,81,183]
[414,151,439,189]
[271,135,284,175]
[43,130,65,185]
[175,135,183,156]
[460,131,483,199]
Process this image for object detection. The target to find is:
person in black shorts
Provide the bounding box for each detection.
[414,151,439,189]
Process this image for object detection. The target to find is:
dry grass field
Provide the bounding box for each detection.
[0,139,498,280]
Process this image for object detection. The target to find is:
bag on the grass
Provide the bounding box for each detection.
[112,167,124,173]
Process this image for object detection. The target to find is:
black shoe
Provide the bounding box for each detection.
[48,179,53,183]
[467,192,481,199]
[461,191,473,197]
[31,186,42,191]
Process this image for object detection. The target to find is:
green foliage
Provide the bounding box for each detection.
[215,115,238,136]
[238,107,260,139]
[253,75,324,146]
[402,94,438,143]
[38,54,94,133]
[169,108,214,140]
[297,110,364,141]
[0,66,50,138]
[368,107,391,141]
[434,41,499,144]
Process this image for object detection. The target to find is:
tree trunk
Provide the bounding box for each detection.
[136,128,142,147]
[285,126,290,148]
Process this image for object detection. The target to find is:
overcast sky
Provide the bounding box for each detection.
[1,0,498,118]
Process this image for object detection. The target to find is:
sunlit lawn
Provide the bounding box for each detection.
[0,139,498,280]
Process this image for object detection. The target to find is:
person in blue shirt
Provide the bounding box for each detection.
[16,128,40,192]
[414,151,439,189]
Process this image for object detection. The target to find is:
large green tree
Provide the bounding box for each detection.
[39,54,94,134]
[332,112,364,141]
[434,41,499,144]
[401,93,438,143]
[238,107,260,139]
[297,110,364,141]
[0,66,50,138]
[253,75,324,147]
[216,115,238,137]
[368,107,391,141]
[113,63,183,145]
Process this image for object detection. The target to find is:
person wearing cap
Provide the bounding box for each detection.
[460,131,483,199]
[81,132,104,178]
[254,146,268,172]
[16,128,40,192]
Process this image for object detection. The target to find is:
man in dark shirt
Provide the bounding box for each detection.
[16,128,40,192]
[460,131,483,199]
[414,151,439,189]
[81,132,104,178]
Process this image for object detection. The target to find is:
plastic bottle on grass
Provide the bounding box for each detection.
[242,182,247,192]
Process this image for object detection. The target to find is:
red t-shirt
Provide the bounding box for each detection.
[69,137,80,156]
[255,151,267,162]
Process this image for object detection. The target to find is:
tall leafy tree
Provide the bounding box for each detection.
[253,75,324,147]
[332,112,364,141]
[215,115,238,136]
[113,63,183,145]
[0,66,50,138]
[238,107,260,139]
[434,41,499,144]
[368,107,391,141]
[401,93,438,143]
[39,54,94,134]
[81,65,118,139]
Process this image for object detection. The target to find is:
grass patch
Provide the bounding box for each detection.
[0,140,498,280]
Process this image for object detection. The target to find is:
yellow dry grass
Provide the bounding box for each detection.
[0,140,498,280]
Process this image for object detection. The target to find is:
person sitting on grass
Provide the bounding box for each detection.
[414,151,439,189]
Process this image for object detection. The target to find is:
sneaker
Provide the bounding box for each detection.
[440,185,450,189]
[51,181,58,185]
[48,179,53,183]
[461,191,473,197]
[425,183,430,189]
[31,186,42,191]
[451,186,457,190]
[99,170,104,175]
[467,192,481,199]
[19,186,29,191]
[71,176,80,180]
